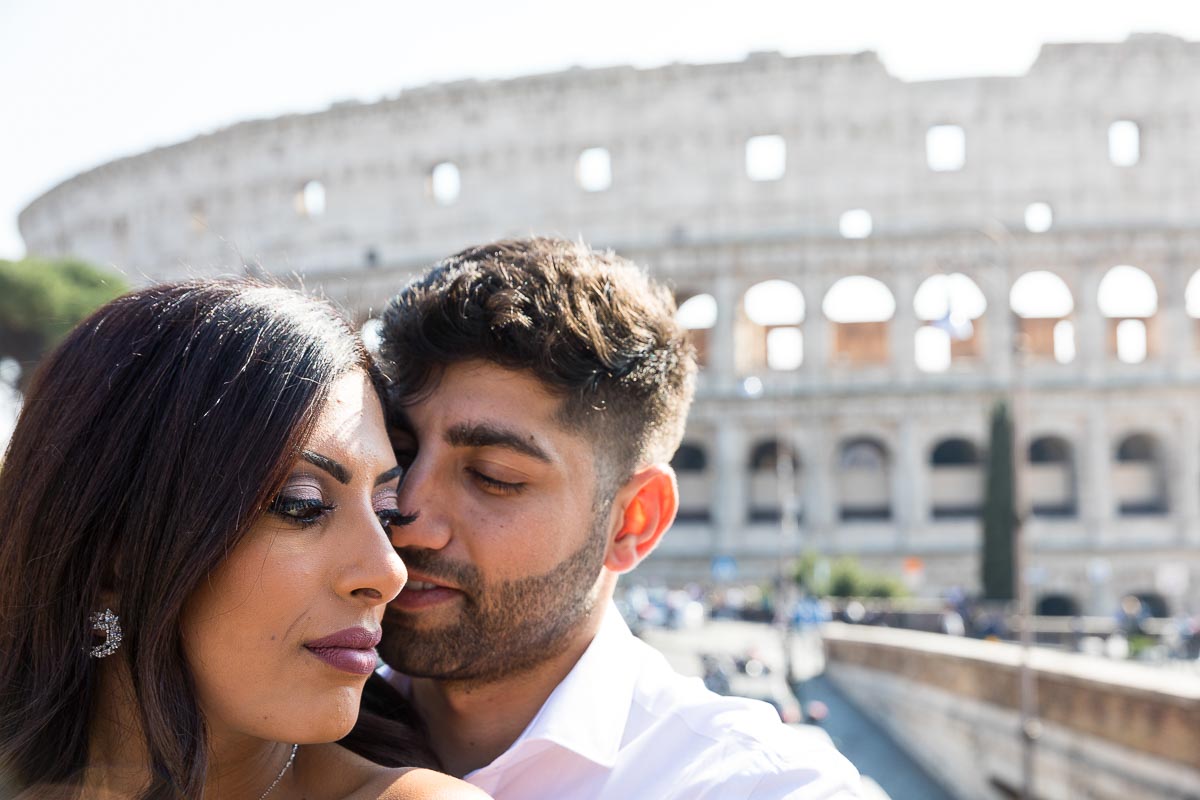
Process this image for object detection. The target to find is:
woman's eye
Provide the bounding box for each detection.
[377,508,417,528]
[269,496,336,526]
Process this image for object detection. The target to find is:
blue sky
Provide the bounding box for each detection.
[3,0,1200,260]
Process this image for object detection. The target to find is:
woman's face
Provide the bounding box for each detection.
[180,369,407,745]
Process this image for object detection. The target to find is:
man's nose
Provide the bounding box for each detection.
[390,456,453,551]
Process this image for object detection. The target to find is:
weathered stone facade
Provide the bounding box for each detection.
[20,33,1200,612]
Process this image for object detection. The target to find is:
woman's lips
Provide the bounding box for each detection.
[303,626,381,675]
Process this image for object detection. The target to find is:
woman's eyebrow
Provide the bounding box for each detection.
[301,450,350,484]
[375,466,402,486]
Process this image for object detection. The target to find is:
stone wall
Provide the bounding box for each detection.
[19,33,1200,607]
[822,623,1200,800]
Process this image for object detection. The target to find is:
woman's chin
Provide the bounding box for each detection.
[266,684,365,744]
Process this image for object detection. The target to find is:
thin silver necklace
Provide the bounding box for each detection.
[258,743,298,800]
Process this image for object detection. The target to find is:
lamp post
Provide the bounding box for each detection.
[774,407,800,684]
[981,220,1040,800]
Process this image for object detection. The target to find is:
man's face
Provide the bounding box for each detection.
[378,360,612,683]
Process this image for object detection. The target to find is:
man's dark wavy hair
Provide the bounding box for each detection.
[377,237,696,486]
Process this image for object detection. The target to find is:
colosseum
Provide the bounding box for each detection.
[20,32,1200,615]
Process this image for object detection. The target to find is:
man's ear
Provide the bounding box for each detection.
[605,463,679,574]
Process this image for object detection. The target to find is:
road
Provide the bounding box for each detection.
[640,619,956,800]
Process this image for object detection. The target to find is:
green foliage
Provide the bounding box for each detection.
[981,399,1017,601]
[0,257,127,388]
[792,551,907,599]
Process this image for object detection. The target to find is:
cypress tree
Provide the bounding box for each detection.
[981,399,1016,601]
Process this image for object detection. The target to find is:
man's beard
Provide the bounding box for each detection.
[378,515,610,685]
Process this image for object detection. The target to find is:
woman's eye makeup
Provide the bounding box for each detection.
[269,495,336,526]
[376,508,417,528]
[269,478,333,526]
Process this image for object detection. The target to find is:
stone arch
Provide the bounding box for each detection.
[1098,265,1159,364]
[928,436,983,519]
[736,280,805,374]
[1186,269,1200,353]
[1036,593,1081,616]
[823,276,895,366]
[1010,271,1075,363]
[675,290,718,369]
[1028,435,1078,518]
[1131,591,1170,618]
[747,438,803,523]
[295,179,326,217]
[837,436,891,521]
[672,441,712,523]
[913,273,987,371]
[1114,432,1168,515]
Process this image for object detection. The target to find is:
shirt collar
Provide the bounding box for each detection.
[378,603,643,775]
[482,602,643,773]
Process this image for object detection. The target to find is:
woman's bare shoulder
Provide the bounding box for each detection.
[364,767,492,800]
[302,743,489,800]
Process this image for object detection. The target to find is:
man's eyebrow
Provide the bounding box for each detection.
[301,450,350,484]
[375,466,402,486]
[447,422,553,463]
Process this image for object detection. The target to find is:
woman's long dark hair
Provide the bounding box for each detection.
[0,280,430,798]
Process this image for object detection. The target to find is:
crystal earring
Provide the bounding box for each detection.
[88,608,122,658]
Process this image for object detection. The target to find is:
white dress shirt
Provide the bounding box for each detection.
[383,605,863,799]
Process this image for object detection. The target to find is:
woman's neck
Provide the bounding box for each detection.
[85,660,299,799]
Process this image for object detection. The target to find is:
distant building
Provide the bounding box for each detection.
[20,33,1200,614]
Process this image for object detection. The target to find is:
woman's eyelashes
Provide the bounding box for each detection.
[269,494,336,526]
[269,476,410,528]
[377,508,418,528]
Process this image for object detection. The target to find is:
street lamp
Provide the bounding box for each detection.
[981,220,1041,800]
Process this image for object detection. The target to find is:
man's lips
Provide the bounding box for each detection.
[389,574,463,611]
[303,626,381,675]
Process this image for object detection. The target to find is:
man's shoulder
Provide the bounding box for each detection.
[619,640,860,795]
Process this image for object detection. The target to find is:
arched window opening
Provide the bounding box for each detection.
[748,439,802,523]
[672,442,712,523]
[736,280,804,374]
[914,273,987,371]
[676,292,718,369]
[1036,594,1081,616]
[746,135,786,182]
[837,437,891,521]
[576,147,612,192]
[1109,120,1140,167]
[360,318,383,354]
[823,277,895,366]
[1027,435,1077,518]
[839,209,873,239]
[1185,270,1200,354]
[1132,591,1170,619]
[1099,265,1158,364]
[672,443,708,472]
[1024,202,1053,234]
[295,180,326,218]
[429,162,461,205]
[931,438,981,465]
[926,124,966,172]
[1010,271,1075,363]
[1114,433,1168,515]
[929,437,982,519]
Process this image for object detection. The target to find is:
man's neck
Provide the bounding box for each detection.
[410,605,607,778]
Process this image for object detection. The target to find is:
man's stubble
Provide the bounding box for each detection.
[378,508,612,687]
